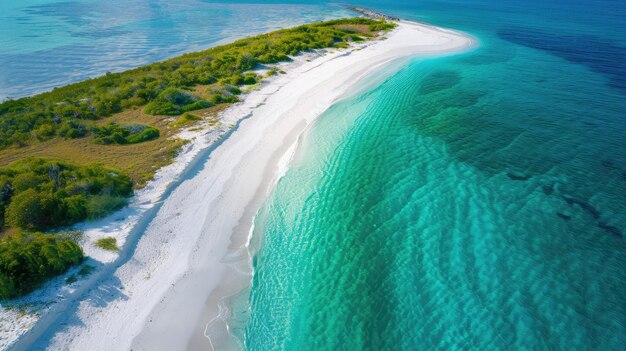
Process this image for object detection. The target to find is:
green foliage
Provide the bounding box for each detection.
[0,231,84,299]
[144,88,212,116]
[0,158,133,231]
[369,21,397,32]
[172,112,202,127]
[0,18,395,148]
[208,94,238,104]
[91,122,160,145]
[85,195,128,219]
[206,85,241,105]
[5,189,57,230]
[95,237,118,251]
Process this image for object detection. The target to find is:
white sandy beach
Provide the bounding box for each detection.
[7,21,473,351]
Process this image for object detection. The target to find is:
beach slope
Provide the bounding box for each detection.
[11,21,474,351]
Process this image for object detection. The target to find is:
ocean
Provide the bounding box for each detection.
[240,1,626,349]
[0,0,351,100]
[3,0,625,349]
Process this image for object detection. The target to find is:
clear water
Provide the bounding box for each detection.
[3,0,625,349]
[241,1,626,350]
[0,0,350,100]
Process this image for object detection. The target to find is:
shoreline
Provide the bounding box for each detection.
[9,20,475,350]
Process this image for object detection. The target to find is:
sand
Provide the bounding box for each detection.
[8,21,474,351]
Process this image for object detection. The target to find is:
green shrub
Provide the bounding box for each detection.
[0,18,395,148]
[208,94,239,104]
[58,120,88,139]
[227,86,242,95]
[0,231,84,299]
[91,122,160,145]
[5,189,58,230]
[95,237,118,251]
[126,126,160,144]
[0,158,133,230]
[144,88,211,116]
[172,112,202,127]
[369,20,396,32]
[85,195,128,219]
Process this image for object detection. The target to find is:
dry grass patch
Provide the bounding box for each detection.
[0,105,228,188]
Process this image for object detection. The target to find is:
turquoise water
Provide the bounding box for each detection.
[3,0,625,349]
[239,1,626,350]
[0,0,350,100]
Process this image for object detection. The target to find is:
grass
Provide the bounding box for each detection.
[171,112,202,128]
[0,19,394,189]
[0,105,215,187]
[95,237,119,251]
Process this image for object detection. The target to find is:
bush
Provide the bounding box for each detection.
[126,126,160,144]
[0,231,84,299]
[0,158,133,231]
[172,112,202,127]
[5,189,57,230]
[144,88,211,116]
[95,237,118,251]
[0,18,395,148]
[91,122,160,145]
[85,195,128,219]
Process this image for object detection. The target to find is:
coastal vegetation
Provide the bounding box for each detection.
[0,158,133,231]
[0,230,84,299]
[0,18,394,149]
[0,18,395,298]
[91,122,160,145]
[95,237,119,251]
[0,18,394,187]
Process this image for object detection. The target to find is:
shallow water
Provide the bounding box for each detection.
[241,0,626,349]
[0,0,350,100]
[3,0,625,349]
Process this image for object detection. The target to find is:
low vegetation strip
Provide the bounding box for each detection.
[0,18,395,149]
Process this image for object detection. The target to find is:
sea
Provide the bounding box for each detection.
[2,1,625,350]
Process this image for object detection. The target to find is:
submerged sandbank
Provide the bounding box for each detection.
[11,20,474,351]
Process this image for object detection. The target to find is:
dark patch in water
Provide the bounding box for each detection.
[598,222,623,238]
[507,172,531,181]
[542,185,554,195]
[418,70,461,95]
[557,212,571,221]
[602,160,615,169]
[563,196,601,219]
[498,27,626,91]
[601,160,617,169]
[622,172,626,180]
